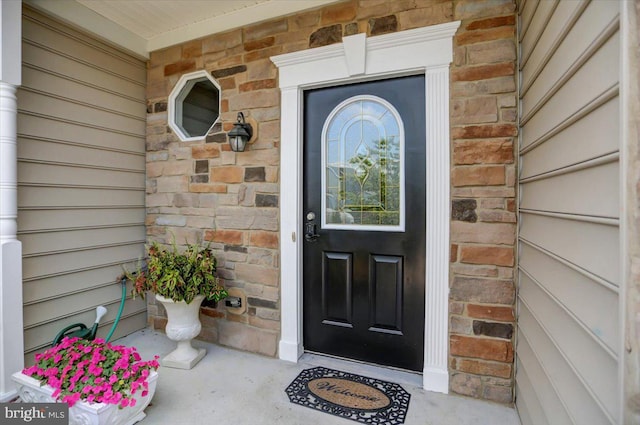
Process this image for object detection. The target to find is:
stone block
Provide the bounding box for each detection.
[452,358,512,379]
[452,124,517,140]
[155,215,187,227]
[148,151,169,162]
[189,183,227,193]
[452,221,515,245]
[473,320,513,339]
[452,165,505,186]
[247,297,278,309]
[202,29,242,53]
[195,160,209,174]
[244,46,284,63]
[321,1,357,23]
[163,160,192,176]
[244,19,288,41]
[256,194,278,207]
[228,90,279,110]
[236,264,279,286]
[192,144,220,159]
[467,304,514,322]
[205,132,227,144]
[310,24,342,48]
[186,216,214,228]
[248,315,280,331]
[467,39,516,65]
[237,185,255,207]
[477,210,516,223]
[452,186,515,198]
[239,79,277,92]
[150,45,181,66]
[451,263,499,278]
[456,26,515,46]
[289,9,321,29]
[156,176,188,193]
[245,167,266,182]
[479,198,505,209]
[454,139,513,165]
[465,15,516,31]
[164,60,196,76]
[452,96,498,125]
[451,243,458,262]
[236,149,279,166]
[451,62,514,82]
[244,37,275,52]
[450,276,515,304]
[211,65,247,79]
[218,320,278,357]
[248,249,276,267]
[147,162,163,178]
[211,166,244,183]
[251,209,279,231]
[369,15,397,35]
[397,3,453,30]
[356,0,390,19]
[216,207,255,229]
[181,40,202,59]
[249,231,278,249]
[450,373,481,398]
[169,145,191,160]
[204,229,244,245]
[450,335,514,362]
[450,316,473,335]
[256,308,280,321]
[460,245,514,267]
[452,199,477,222]
[452,76,517,97]
[449,301,464,315]
[454,0,515,20]
[482,384,513,403]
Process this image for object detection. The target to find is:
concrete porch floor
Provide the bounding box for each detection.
[115,329,521,425]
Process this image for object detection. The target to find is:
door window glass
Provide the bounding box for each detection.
[322,95,405,231]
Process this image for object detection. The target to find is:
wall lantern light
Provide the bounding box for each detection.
[228,112,253,152]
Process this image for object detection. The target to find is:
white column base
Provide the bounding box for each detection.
[0,241,24,398]
[278,339,302,363]
[423,366,449,394]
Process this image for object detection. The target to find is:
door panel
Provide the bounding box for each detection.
[303,76,426,371]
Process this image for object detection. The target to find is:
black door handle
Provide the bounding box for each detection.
[304,222,319,242]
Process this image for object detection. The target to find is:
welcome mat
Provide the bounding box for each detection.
[285,367,411,425]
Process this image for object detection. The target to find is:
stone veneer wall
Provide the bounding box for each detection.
[145,0,517,403]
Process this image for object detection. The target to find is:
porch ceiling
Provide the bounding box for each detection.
[24,0,342,58]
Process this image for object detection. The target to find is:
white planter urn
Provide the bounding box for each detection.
[11,370,158,425]
[156,294,206,369]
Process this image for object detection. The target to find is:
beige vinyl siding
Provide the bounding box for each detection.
[517,1,620,424]
[17,7,148,365]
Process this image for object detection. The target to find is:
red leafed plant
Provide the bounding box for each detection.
[22,337,159,408]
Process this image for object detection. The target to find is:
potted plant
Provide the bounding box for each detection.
[127,240,228,369]
[12,337,159,425]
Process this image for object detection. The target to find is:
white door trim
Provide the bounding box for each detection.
[271,21,459,394]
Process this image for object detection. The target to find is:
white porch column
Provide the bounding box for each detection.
[0,0,23,402]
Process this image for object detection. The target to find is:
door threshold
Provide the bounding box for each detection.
[299,351,423,388]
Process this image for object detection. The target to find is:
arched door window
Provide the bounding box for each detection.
[321,95,405,231]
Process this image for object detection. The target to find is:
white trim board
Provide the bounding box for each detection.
[271,21,459,394]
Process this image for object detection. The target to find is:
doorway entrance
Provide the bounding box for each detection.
[271,22,459,392]
[302,76,426,371]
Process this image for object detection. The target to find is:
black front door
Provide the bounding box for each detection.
[303,76,426,372]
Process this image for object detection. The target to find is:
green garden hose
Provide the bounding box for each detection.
[105,277,127,342]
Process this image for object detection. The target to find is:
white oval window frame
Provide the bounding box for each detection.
[168,70,221,142]
[321,94,406,232]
